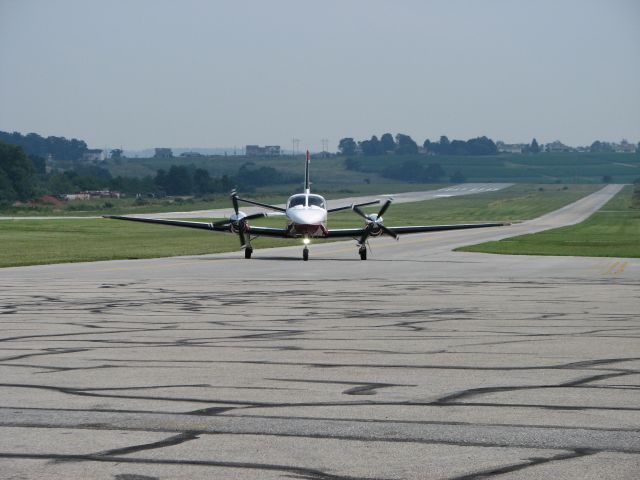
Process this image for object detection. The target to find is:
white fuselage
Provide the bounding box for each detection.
[284,191,328,237]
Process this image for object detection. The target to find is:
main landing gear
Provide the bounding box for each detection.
[244,247,253,259]
[359,246,367,260]
[303,247,309,261]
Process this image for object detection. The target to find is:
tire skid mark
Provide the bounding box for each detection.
[447,449,596,480]
[0,452,383,480]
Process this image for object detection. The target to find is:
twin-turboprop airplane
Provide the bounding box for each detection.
[106,151,506,261]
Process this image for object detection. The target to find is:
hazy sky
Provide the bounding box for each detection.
[1,0,639,151]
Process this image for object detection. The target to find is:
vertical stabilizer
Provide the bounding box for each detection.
[305,149,311,193]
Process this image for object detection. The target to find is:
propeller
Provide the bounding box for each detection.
[353,199,399,246]
[213,190,266,248]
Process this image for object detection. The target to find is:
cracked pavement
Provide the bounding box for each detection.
[0,185,638,479]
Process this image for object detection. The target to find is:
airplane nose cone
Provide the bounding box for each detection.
[288,208,326,225]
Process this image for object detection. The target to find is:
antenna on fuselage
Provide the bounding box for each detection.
[304,149,311,194]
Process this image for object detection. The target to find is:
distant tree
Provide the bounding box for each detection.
[424,163,446,182]
[0,141,35,202]
[450,140,469,155]
[235,162,301,189]
[29,155,46,175]
[400,159,424,179]
[155,166,193,195]
[0,172,14,204]
[380,133,396,153]
[439,136,451,154]
[360,135,383,156]
[602,175,612,183]
[395,134,418,155]
[590,140,614,153]
[193,168,212,195]
[530,138,540,154]
[110,149,123,159]
[47,173,76,195]
[166,165,193,195]
[466,136,498,155]
[0,131,88,160]
[338,138,357,156]
[450,171,466,183]
[155,169,168,192]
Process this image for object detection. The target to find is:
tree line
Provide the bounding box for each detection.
[0,140,301,204]
[0,131,89,161]
[337,134,553,156]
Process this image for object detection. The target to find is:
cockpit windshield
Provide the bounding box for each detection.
[288,195,306,208]
[307,195,326,208]
[287,194,326,209]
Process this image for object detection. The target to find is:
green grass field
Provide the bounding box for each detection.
[0,182,449,217]
[0,184,600,268]
[458,186,640,258]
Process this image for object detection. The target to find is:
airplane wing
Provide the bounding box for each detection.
[246,226,290,237]
[327,200,380,214]
[325,222,507,238]
[103,215,221,231]
[382,222,507,234]
[104,215,292,238]
[324,228,367,238]
[235,196,286,213]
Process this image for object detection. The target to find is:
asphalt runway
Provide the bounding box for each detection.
[1,184,639,479]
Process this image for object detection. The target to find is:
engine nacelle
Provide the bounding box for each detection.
[230,211,247,222]
[229,211,248,233]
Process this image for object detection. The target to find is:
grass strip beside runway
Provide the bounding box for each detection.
[458,185,640,258]
[1,184,599,267]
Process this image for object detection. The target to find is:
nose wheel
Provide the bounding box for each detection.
[359,246,367,260]
[303,247,309,261]
[244,247,253,259]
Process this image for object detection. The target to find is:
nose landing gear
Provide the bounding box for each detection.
[358,246,367,260]
[244,247,253,259]
[303,247,309,261]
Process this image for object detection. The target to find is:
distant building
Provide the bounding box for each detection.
[545,141,573,153]
[81,149,103,162]
[613,139,637,153]
[245,145,281,156]
[496,141,525,154]
[179,151,204,157]
[154,148,173,158]
[64,190,122,201]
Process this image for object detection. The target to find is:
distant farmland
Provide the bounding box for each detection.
[105,152,640,186]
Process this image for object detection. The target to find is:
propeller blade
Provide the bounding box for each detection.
[377,199,392,218]
[243,212,267,221]
[352,205,369,220]
[238,221,247,248]
[379,224,399,240]
[358,224,374,246]
[231,191,240,215]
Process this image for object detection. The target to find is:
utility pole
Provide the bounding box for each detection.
[292,138,300,157]
[321,138,329,156]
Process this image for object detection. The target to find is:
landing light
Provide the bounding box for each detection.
[303,238,310,245]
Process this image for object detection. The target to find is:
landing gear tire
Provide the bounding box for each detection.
[303,247,309,261]
[359,247,367,260]
[244,247,253,259]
